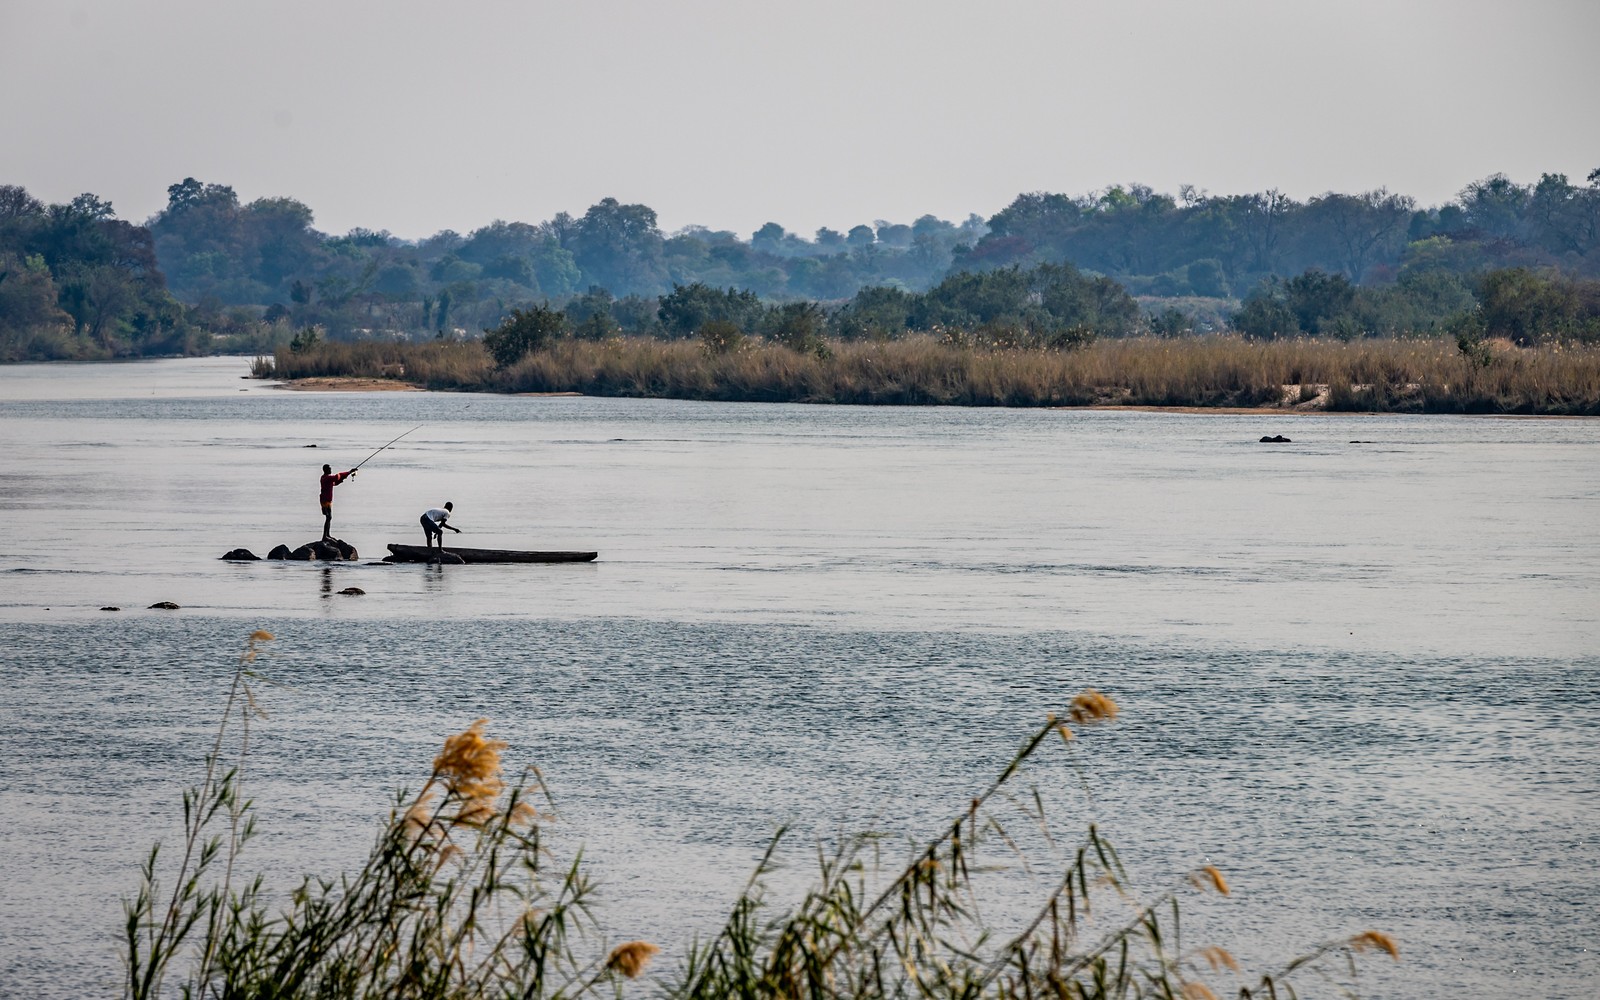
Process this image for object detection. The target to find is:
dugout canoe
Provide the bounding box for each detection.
[384,543,597,564]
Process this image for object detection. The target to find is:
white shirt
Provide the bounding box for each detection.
[424,508,450,524]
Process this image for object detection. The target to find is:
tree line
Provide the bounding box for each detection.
[4,168,1600,361]
[0,186,199,359]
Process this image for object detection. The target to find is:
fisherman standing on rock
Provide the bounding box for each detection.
[319,463,357,540]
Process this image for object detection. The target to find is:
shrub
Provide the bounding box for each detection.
[288,325,321,353]
[699,319,744,355]
[767,301,827,354]
[483,305,567,367]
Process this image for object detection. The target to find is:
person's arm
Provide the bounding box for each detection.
[447,522,461,533]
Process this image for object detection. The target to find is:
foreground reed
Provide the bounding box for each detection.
[267,335,1600,414]
[125,632,1398,999]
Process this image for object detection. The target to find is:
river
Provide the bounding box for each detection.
[0,357,1596,997]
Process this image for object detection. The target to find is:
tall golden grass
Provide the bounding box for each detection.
[267,334,1600,413]
[124,632,1398,1000]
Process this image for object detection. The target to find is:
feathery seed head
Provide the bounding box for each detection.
[1199,946,1240,973]
[1180,984,1218,1000]
[433,718,508,796]
[1190,865,1230,896]
[1350,930,1400,959]
[1068,689,1119,725]
[605,941,661,979]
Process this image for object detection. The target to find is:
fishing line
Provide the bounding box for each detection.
[353,424,423,471]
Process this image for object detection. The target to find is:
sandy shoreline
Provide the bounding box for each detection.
[274,376,423,392]
[273,378,582,397]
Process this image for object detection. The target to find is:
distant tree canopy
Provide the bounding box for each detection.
[0,184,196,360]
[5,169,1600,361]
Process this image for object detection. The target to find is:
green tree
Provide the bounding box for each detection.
[1186,258,1229,297]
[1233,280,1298,339]
[1475,268,1600,345]
[657,282,762,338]
[569,198,667,294]
[483,304,567,366]
[1301,190,1414,280]
[1284,269,1357,335]
[767,301,827,352]
[834,285,913,339]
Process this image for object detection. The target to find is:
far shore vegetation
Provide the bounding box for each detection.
[6,170,1600,371]
[267,330,1600,416]
[6,173,1600,412]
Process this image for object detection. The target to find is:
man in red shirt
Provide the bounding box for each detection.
[319,463,357,540]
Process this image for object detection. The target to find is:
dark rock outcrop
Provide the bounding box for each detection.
[149,601,180,610]
[1259,434,1292,443]
[267,544,292,560]
[286,538,360,561]
[221,548,260,561]
[101,606,120,611]
[338,587,366,596]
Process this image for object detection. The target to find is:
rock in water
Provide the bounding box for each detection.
[288,538,360,561]
[149,601,180,609]
[100,606,121,611]
[221,548,260,561]
[338,587,366,596]
[267,544,292,560]
[327,538,358,560]
[1259,434,1292,443]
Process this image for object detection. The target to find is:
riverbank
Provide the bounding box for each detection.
[265,335,1600,414]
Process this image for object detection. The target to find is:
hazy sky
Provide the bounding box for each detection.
[3,0,1598,240]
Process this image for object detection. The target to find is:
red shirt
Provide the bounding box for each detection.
[319,471,350,503]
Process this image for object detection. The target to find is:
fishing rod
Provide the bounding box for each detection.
[353,424,423,472]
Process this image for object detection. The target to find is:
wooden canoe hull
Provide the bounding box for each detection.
[384,544,597,564]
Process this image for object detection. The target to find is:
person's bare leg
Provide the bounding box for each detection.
[323,507,332,540]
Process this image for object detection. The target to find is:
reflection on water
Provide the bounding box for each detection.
[0,359,1598,998]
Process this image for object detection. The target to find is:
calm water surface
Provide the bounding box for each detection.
[0,358,1597,998]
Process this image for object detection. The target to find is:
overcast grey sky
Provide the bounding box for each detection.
[3,0,1597,239]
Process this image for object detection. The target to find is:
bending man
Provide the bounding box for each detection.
[421,502,461,551]
[319,464,357,540]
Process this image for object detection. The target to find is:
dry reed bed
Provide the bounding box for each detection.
[126,632,1399,999]
[270,336,1600,414]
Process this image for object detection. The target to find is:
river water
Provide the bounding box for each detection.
[0,357,1596,997]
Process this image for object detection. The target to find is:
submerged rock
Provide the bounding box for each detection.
[221,548,260,561]
[338,586,366,596]
[101,606,120,611]
[1259,434,1292,443]
[149,601,180,610]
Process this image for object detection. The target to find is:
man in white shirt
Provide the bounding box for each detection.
[421,502,461,551]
